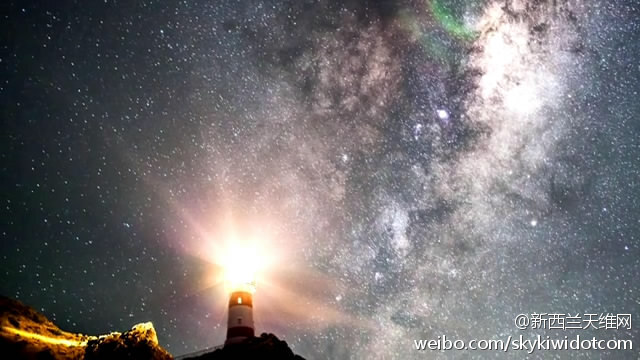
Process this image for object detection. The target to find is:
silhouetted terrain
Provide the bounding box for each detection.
[0,296,306,360]
[182,333,305,360]
[0,296,171,360]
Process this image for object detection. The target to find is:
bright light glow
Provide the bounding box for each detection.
[2,326,89,347]
[222,243,263,293]
[504,82,540,115]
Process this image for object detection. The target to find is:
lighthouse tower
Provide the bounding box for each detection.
[222,243,260,346]
[225,286,255,345]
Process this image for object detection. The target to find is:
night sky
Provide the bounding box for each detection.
[2,0,639,358]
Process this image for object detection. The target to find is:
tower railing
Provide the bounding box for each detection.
[174,343,224,360]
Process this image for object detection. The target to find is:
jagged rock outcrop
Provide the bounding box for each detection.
[0,296,172,360]
[84,322,172,360]
[1,296,307,360]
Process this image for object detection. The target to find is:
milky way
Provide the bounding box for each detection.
[2,0,639,359]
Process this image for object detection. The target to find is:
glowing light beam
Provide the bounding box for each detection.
[2,326,89,347]
[220,243,266,294]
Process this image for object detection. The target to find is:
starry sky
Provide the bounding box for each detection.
[2,0,639,358]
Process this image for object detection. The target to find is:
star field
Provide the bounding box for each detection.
[2,1,639,358]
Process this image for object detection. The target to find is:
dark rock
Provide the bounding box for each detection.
[1,296,306,360]
[183,333,305,360]
[84,322,172,360]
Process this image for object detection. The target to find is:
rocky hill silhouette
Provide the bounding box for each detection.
[0,296,305,360]
[180,333,305,360]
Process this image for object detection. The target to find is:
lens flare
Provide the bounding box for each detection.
[222,243,263,293]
